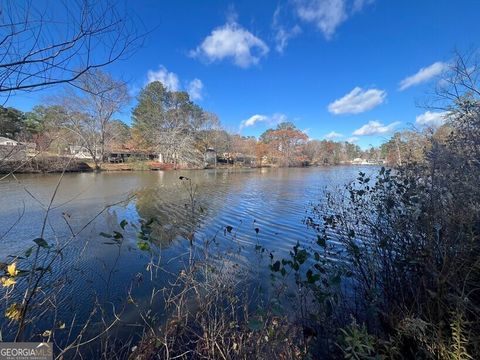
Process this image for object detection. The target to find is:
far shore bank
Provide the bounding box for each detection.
[0,158,382,175]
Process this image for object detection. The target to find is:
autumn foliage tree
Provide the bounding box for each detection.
[259,122,308,166]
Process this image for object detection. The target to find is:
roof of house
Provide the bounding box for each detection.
[0,136,15,141]
[0,136,17,143]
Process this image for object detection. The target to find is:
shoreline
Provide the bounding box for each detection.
[0,160,382,175]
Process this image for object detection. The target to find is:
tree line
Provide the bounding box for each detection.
[1,76,387,170]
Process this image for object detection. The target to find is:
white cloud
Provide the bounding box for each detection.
[353,120,400,136]
[294,0,374,39]
[324,131,344,140]
[191,21,269,68]
[240,113,287,129]
[241,114,268,128]
[328,87,386,115]
[415,111,448,127]
[146,65,180,91]
[187,79,204,100]
[146,66,205,101]
[346,136,359,143]
[273,6,302,53]
[399,61,448,91]
[295,0,346,39]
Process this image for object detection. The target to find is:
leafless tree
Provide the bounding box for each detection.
[0,0,144,102]
[432,50,480,161]
[435,50,480,106]
[195,112,220,147]
[56,70,130,169]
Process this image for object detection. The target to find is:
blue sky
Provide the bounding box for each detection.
[7,0,480,148]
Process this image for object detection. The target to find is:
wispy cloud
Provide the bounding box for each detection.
[240,113,287,129]
[128,83,141,97]
[346,136,359,143]
[293,0,374,40]
[399,61,448,91]
[190,21,269,68]
[324,131,344,140]
[415,111,448,127]
[328,87,386,115]
[353,120,400,136]
[147,65,180,91]
[273,6,302,53]
[275,26,302,54]
[187,79,204,100]
[352,0,375,12]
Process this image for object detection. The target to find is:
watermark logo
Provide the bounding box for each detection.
[0,343,52,360]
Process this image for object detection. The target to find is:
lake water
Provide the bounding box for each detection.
[0,166,377,348]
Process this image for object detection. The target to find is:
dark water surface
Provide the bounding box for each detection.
[0,166,377,347]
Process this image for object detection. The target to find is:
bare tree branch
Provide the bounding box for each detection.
[0,0,145,101]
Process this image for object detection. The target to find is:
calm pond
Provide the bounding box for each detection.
[0,166,377,345]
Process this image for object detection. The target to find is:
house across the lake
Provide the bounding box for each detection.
[68,145,100,160]
[0,136,18,146]
[107,149,158,163]
[0,137,28,161]
[351,157,385,165]
[219,152,256,166]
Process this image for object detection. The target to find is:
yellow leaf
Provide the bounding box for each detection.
[42,330,52,337]
[7,262,19,277]
[1,277,16,287]
[5,303,21,321]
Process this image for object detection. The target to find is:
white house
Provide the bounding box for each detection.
[68,145,100,160]
[0,136,18,146]
[0,136,27,161]
[352,158,367,165]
